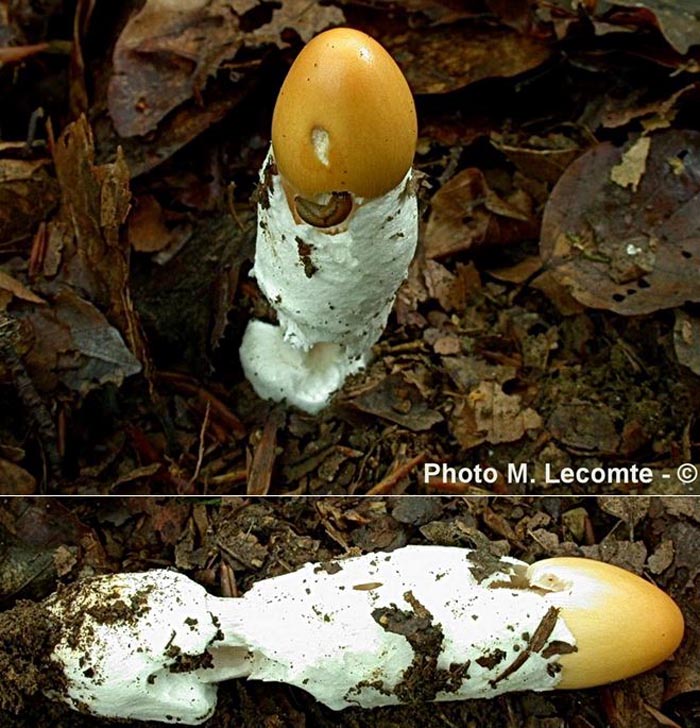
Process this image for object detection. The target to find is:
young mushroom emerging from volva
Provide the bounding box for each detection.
[33,546,683,724]
[239,27,419,413]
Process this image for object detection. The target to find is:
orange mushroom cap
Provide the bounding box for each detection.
[271,28,417,200]
[527,557,684,689]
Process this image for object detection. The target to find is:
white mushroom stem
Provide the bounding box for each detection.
[239,149,418,413]
[43,546,683,725]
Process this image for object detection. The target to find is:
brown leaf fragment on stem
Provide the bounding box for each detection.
[490,606,563,686]
[371,591,469,702]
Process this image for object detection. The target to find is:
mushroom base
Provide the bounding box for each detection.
[239,319,366,414]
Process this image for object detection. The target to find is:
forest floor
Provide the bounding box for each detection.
[1,1,699,496]
[1,2,700,726]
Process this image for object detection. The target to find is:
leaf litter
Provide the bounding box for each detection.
[0,0,699,498]
[0,496,696,727]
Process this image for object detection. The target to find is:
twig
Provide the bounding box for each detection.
[366,452,427,495]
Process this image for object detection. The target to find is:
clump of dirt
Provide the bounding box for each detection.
[0,599,64,715]
[371,590,469,702]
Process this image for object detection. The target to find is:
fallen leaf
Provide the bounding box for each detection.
[599,496,650,532]
[612,0,700,55]
[541,130,700,314]
[127,194,177,253]
[423,259,468,312]
[0,459,36,494]
[109,0,244,138]
[249,0,344,45]
[0,157,59,251]
[384,24,551,95]
[20,289,141,394]
[48,116,149,373]
[491,131,586,185]
[109,0,344,138]
[471,380,542,444]
[548,401,620,454]
[673,309,700,375]
[347,374,443,432]
[425,168,537,258]
[610,135,651,191]
[0,270,45,304]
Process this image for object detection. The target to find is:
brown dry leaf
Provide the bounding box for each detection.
[548,402,620,454]
[600,83,700,131]
[19,288,141,394]
[347,373,443,432]
[109,0,244,138]
[458,380,542,446]
[530,269,586,315]
[611,1,700,55]
[127,194,177,254]
[582,539,648,575]
[491,132,586,185]
[250,0,344,45]
[422,259,468,312]
[540,130,700,315]
[0,157,59,252]
[384,25,551,95]
[487,255,543,285]
[449,395,486,450]
[425,168,538,259]
[0,270,45,305]
[610,135,651,191]
[148,500,192,547]
[48,116,148,371]
[0,459,36,495]
[109,0,344,138]
[545,0,700,55]
[599,496,650,532]
[673,309,700,375]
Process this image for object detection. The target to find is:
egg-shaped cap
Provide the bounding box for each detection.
[527,557,684,690]
[271,28,417,200]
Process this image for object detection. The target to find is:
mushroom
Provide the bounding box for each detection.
[41,546,683,724]
[239,28,419,414]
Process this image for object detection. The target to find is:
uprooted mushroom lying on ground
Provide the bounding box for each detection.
[0,545,684,725]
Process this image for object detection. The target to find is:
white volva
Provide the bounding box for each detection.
[239,150,418,413]
[45,546,581,724]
